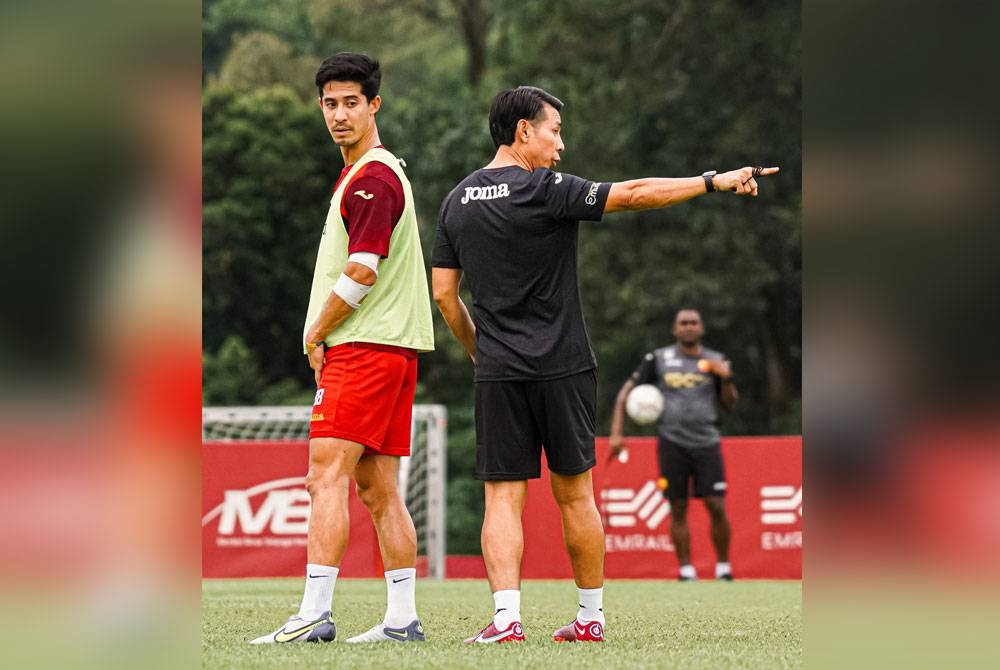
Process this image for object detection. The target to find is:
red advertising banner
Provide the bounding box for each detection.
[203,436,800,580]
[202,441,380,578]
[523,436,801,580]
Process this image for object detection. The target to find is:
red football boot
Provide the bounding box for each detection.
[464,620,525,644]
[552,618,605,642]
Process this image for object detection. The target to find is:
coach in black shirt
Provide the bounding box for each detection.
[432,85,777,644]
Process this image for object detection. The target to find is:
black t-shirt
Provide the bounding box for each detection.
[432,166,612,381]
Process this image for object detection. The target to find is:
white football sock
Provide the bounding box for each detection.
[492,589,521,629]
[578,587,605,624]
[679,564,697,580]
[383,567,418,627]
[297,563,339,620]
[715,562,732,578]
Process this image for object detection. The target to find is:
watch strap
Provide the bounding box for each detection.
[702,171,717,193]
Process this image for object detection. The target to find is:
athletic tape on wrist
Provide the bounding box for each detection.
[333,272,373,309]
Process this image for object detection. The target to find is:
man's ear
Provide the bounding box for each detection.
[516,118,532,143]
[369,95,382,114]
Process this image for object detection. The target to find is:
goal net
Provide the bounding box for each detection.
[202,404,447,578]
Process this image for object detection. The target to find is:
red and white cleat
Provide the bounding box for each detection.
[552,618,605,642]
[463,620,525,644]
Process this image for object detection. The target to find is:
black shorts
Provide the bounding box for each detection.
[657,438,727,501]
[474,369,597,480]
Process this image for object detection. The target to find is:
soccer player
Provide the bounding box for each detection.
[609,308,738,581]
[251,53,434,645]
[431,86,776,643]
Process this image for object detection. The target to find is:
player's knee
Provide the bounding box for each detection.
[705,497,727,520]
[553,486,594,511]
[355,480,378,508]
[355,479,394,512]
[669,499,688,521]
[305,463,346,497]
[304,465,323,496]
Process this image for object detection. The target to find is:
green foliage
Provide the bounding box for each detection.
[215,32,318,100]
[440,404,483,554]
[202,335,267,405]
[203,0,317,77]
[203,85,337,390]
[257,377,317,406]
[309,0,462,79]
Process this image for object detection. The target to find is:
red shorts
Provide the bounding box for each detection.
[309,343,418,456]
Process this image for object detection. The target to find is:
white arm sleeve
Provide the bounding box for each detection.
[347,251,380,275]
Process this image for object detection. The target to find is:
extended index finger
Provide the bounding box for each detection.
[760,166,780,176]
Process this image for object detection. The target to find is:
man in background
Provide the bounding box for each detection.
[609,308,738,581]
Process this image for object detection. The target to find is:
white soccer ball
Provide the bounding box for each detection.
[625,384,664,425]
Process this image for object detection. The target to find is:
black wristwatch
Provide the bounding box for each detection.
[702,170,717,193]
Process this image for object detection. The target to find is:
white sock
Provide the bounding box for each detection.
[492,589,521,629]
[578,587,605,624]
[383,568,418,627]
[297,563,339,619]
[716,562,732,578]
[679,564,697,580]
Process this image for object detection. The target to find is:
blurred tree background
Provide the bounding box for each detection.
[202,0,800,553]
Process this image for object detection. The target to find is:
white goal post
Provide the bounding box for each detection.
[202,404,448,578]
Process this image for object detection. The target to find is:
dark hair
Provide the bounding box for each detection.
[674,307,702,322]
[315,52,382,101]
[488,86,564,148]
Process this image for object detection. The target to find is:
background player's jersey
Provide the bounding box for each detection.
[432,166,611,382]
[632,345,727,448]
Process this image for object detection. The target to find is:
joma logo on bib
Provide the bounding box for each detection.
[461,183,510,204]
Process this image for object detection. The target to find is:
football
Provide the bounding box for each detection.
[625,384,664,425]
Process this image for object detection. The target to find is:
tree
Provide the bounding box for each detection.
[203,85,338,392]
[215,32,318,100]
[202,335,267,405]
[203,0,316,78]
[308,0,491,87]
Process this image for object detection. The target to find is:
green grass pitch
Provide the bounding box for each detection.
[203,578,801,669]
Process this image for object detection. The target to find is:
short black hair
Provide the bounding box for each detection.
[674,307,703,322]
[488,86,564,148]
[315,52,381,101]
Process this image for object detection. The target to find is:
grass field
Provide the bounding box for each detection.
[203,578,801,669]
